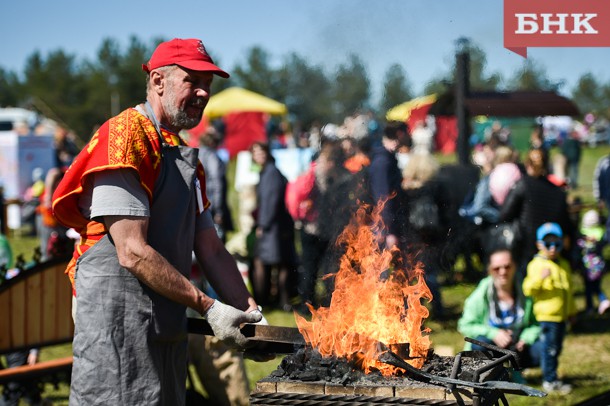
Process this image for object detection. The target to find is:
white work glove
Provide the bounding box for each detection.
[250,306,269,326]
[204,300,263,348]
[243,306,276,362]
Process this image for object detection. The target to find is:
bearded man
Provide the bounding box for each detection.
[52,38,263,405]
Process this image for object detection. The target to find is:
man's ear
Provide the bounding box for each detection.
[150,71,164,95]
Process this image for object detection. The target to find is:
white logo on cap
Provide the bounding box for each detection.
[197,41,207,57]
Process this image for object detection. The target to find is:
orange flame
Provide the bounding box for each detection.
[295,199,432,375]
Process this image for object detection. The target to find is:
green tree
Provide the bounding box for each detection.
[507,59,563,91]
[79,38,123,139]
[379,63,413,114]
[231,46,279,99]
[22,50,89,137]
[602,84,610,119]
[331,54,370,122]
[571,73,604,118]
[0,68,23,108]
[74,36,156,142]
[423,38,501,95]
[208,52,234,96]
[115,36,155,110]
[423,78,452,97]
[276,52,333,129]
[466,45,502,91]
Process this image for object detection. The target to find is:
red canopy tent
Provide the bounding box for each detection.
[189,87,288,158]
[185,111,268,157]
[223,112,267,158]
[386,95,459,154]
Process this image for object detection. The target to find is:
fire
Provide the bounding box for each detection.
[295,199,432,375]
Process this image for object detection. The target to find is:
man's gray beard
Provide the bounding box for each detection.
[168,108,201,130]
[162,85,202,130]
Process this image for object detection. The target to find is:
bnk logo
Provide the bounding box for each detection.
[515,14,598,35]
[504,0,610,57]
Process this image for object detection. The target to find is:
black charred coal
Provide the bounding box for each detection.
[267,347,496,387]
[270,348,367,384]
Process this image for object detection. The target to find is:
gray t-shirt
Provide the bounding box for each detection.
[79,168,213,230]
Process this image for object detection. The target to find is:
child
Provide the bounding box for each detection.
[577,209,610,315]
[523,222,577,394]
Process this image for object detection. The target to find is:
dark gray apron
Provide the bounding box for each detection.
[70,108,199,405]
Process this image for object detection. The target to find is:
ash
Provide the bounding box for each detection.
[266,347,492,386]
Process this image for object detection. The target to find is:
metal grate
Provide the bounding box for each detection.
[250,392,460,406]
[253,338,549,406]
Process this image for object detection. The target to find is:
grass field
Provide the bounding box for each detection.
[3,144,610,405]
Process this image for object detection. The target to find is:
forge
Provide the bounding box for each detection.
[246,202,545,405]
[250,339,545,406]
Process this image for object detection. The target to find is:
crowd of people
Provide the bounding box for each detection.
[232,117,455,317]
[1,37,609,403]
[455,125,609,394]
[234,117,610,395]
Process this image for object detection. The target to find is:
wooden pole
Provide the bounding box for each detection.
[456,49,471,166]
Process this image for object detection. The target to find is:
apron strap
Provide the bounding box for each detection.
[143,100,170,147]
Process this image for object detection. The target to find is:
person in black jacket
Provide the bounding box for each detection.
[560,129,582,189]
[367,122,409,249]
[399,154,450,318]
[292,140,365,311]
[499,149,575,275]
[250,141,298,310]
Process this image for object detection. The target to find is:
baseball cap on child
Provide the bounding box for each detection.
[582,209,600,228]
[142,38,229,78]
[536,222,563,241]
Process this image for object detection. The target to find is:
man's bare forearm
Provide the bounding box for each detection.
[194,228,255,312]
[105,216,214,315]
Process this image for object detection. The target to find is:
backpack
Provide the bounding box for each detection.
[285,164,317,222]
[408,194,441,235]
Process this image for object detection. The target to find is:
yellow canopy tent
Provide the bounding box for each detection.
[200,87,288,157]
[385,94,437,122]
[204,87,287,119]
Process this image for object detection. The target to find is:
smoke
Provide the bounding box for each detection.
[298,1,428,100]
[296,1,516,98]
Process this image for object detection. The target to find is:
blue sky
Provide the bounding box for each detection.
[2,0,609,103]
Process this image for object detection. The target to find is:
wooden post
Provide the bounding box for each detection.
[455,44,471,166]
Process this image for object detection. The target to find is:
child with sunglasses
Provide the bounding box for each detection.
[523,222,577,394]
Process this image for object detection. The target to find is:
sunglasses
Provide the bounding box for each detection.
[541,240,562,249]
[490,264,513,272]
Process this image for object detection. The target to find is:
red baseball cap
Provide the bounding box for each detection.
[142,38,229,78]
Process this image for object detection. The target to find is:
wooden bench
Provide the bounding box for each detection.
[0,256,74,384]
[0,356,73,384]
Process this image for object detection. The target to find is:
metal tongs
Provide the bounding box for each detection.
[376,338,546,398]
[187,318,306,354]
